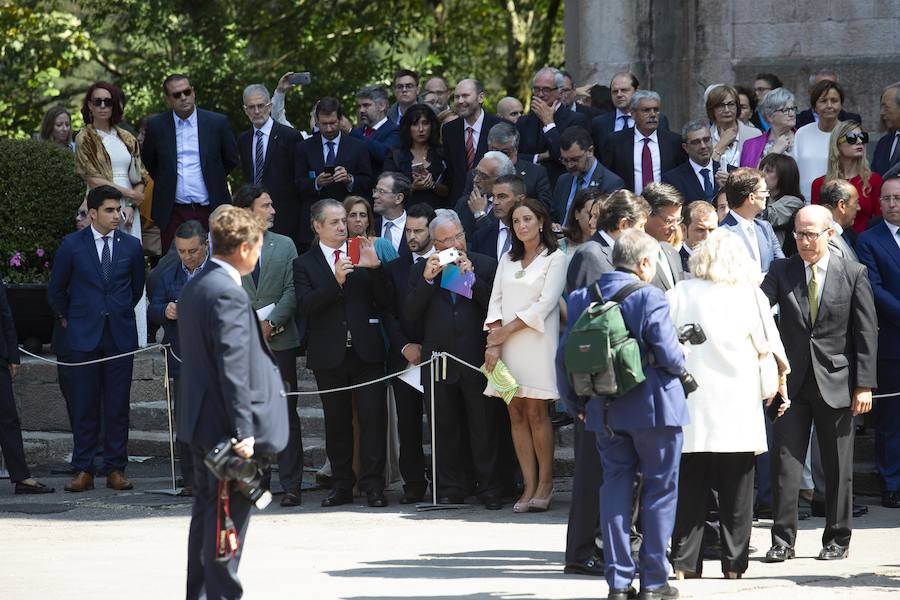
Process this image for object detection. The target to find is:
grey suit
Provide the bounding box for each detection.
[650,241,687,292]
[566,232,614,294]
[719,211,784,272]
[828,224,858,262]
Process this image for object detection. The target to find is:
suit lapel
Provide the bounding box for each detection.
[753,220,767,267]
[817,255,845,326]
[683,162,704,200]
[196,110,209,169]
[263,125,278,173]
[789,257,812,331]
[82,228,104,282]
[876,221,900,272]
[164,115,178,170]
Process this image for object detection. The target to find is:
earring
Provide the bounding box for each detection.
[539,227,543,233]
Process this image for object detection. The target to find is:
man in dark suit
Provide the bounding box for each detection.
[560,71,599,121]
[293,199,393,508]
[383,202,437,504]
[602,90,686,194]
[455,151,516,240]
[177,206,288,599]
[662,120,724,203]
[590,72,670,159]
[517,67,589,188]
[238,84,303,248]
[295,97,373,252]
[142,73,239,251]
[373,171,411,257]
[558,229,688,599]
[552,126,625,224]
[469,174,524,261]
[761,205,877,563]
[872,83,900,178]
[819,180,860,261]
[148,219,210,494]
[442,78,502,203]
[719,167,785,273]
[856,176,900,509]
[350,85,400,177]
[641,183,688,291]
[387,69,419,125]
[405,209,505,509]
[48,185,146,493]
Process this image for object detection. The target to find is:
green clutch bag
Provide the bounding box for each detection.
[481,359,519,404]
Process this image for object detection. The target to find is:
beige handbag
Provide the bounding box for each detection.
[128,155,142,185]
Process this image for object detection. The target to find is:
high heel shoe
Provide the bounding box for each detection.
[673,569,701,580]
[513,500,531,513]
[527,488,554,512]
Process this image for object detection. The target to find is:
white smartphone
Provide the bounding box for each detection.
[437,247,460,265]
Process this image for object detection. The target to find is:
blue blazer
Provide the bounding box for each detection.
[148,260,195,377]
[551,160,625,224]
[661,160,729,203]
[719,211,784,272]
[556,270,689,432]
[350,121,401,173]
[872,130,898,177]
[48,227,145,353]
[856,221,900,361]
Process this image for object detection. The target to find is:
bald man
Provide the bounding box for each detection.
[497,97,524,123]
[442,78,501,202]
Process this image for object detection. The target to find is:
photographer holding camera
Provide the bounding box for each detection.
[177,206,288,600]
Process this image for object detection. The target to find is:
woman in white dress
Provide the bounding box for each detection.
[74,81,149,346]
[484,198,567,513]
[794,79,846,202]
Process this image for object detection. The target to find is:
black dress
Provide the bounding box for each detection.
[384,146,451,209]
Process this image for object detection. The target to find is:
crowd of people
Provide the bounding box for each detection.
[2,64,900,600]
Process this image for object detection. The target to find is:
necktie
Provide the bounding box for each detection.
[576,175,586,189]
[101,236,112,281]
[808,264,819,324]
[415,256,425,264]
[364,127,374,138]
[700,167,713,199]
[500,227,512,257]
[254,130,264,184]
[325,141,336,166]
[618,114,631,130]
[465,126,475,169]
[890,132,900,167]
[333,249,341,264]
[383,221,395,249]
[745,224,761,265]
[251,259,260,286]
[641,138,653,190]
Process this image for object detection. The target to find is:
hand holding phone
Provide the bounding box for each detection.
[348,236,361,265]
[437,247,460,265]
[287,72,311,86]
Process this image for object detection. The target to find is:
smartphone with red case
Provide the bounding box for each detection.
[348,236,361,265]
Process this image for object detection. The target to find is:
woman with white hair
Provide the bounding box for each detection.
[666,229,790,580]
[740,88,798,168]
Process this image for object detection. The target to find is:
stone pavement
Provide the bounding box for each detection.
[1,464,898,599]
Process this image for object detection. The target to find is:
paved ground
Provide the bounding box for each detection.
[1,463,899,599]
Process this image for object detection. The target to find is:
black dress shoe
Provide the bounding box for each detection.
[483,495,503,510]
[853,503,868,517]
[608,586,637,600]
[437,495,465,505]
[551,412,573,428]
[14,480,55,494]
[817,544,849,560]
[280,490,302,507]
[563,555,604,576]
[366,491,388,507]
[883,491,900,508]
[400,488,425,504]
[764,545,795,562]
[638,583,678,599]
[798,508,811,520]
[321,489,353,507]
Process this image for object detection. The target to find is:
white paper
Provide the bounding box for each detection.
[398,362,423,393]
[256,303,276,321]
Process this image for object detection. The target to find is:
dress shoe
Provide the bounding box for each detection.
[882,491,900,508]
[723,571,741,579]
[14,480,55,494]
[366,490,388,507]
[512,500,530,513]
[528,488,554,512]
[638,583,679,599]
[399,488,425,504]
[437,495,465,505]
[817,544,849,560]
[64,471,95,492]
[106,470,133,491]
[608,586,638,600]
[853,503,868,517]
[483,495,503,510]
[321,489,353,507]
[550,412,573,428]
[280,490,302,507]
[563,555,603,576]
[764,545,795,562]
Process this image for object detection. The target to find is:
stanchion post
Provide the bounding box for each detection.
[149,345,181,496]
[430,352,438,506]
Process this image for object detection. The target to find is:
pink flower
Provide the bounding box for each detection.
[44,261,50,268]
[9,252,22,267]
[36,248,45,257]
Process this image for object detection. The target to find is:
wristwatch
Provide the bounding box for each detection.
[473,210,486,220]
[265,320,276,329]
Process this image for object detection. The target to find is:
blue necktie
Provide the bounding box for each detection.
[700,167,713,200]
[254,130,265,183]
[251,259,260,286]
[101,236,112,281]
[325,141,336,166]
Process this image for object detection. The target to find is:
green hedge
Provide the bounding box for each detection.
[0,139,85,283]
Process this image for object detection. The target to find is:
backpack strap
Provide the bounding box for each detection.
[610,281,649,304]
[589,282,604,304]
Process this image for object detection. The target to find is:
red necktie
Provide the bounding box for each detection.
[465,127,475,169]
[641,137,653,189]
[333,249,341,264]
[364,127,374,138]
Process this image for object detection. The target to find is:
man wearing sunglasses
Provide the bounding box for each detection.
[142,73,240,252]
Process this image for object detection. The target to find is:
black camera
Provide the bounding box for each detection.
[204,439,272,509]
[676,323,706,397]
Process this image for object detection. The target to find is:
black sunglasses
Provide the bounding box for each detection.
[170,87,193,99]
[91,97,115,108]
[839,132,869,145]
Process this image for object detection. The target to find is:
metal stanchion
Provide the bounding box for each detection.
[147,346,183,496]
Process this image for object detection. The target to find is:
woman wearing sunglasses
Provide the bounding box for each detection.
[810,121,882,233]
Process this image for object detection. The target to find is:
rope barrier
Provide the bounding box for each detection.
[17,343,168,366]
[283,357,438,396]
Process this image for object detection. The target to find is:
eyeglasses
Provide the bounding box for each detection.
[714,101,737,111]
[435,232,465,246]
[839,132,869,145]
[792,229,830,242]
[773,106,798,115]
[753,187,771,198]
[243,102,271,112]
[169,88,193,99]
[531,86,558,95]
[395,83,417,91]
[372,187,395,195]
[881,195,900,206]
[686,136,713,146]
[653,214,683,226]
[91,97,114,108]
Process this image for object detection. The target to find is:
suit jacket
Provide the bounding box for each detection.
[719,211,785,272]
[565,231,614,294]
[661,160,726,202]
[142,108,239,231]
[856,221,900,361]
[240,231,300,351]
[292,244,393,371]
[382,254,426,372]
[828,224,859,262]
[148,258,206,377]
[872,130,899,177]
[239,121,303,243]
[404,251,497,384]
[516,110,589,187]
[48,227,145,353]
[373,214,411,259]
[469,214,505,261]
[442,110,502,202]
[459,159,553,214]
[557,270,688,431]
[350,120,401,175]
[795,108,862,130]
[590,111,671,160]
[551,160,626,224]
[651,241,688,292]
[176,262,288,453]
[601,128,686,192]
[761,254,878,408]
[0,280,19,365]
[294,133,374,245]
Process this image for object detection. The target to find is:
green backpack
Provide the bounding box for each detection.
[564,280,648,398]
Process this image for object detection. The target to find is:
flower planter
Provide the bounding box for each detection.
[7,283,53,353]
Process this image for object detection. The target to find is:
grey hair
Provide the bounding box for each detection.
[356,85,389,104]
[688,229,757,285]
[630,89,661,110]
[310,198,344,226]
[242,84,270,103]
[612,229,660,271]
[487,120,520,146]
[429,208,462,238]
[885,81,900,107]
[758,88,795,118]
[481,150,515,176]
[818,179,855,208]
[532,67,565,90]
[680,119,710,142]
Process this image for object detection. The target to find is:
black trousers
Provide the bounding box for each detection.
[393,378,426,493]
[0,362,30,482]
[186,445,252,600]
[671,452,755,575]
[273,348,303,492]
[771,370,854,549]
[566,417,603,564]
[171,378,195,487]
[313,348,386,493]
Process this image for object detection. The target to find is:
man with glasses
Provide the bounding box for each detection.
[516,67,589,188]
[454,150,515,239]
[373,171,411,256]
[720,167,784,273]
[387,69,420,125]
[551,126,624,225]
[663,120,728,202]
[641,182,688,291]
[143,73,239,252]
[761,204,877,563]
[422,76,451,113]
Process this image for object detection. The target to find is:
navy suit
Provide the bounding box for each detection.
[551,160,625,224]
[719,211,784,272]
[590,111,671,160]
[516,110,589,187]
[350,121,400,176]
[48,227,145,474]
[661,160,726,203]
[872,131,899,177]
[558,270,688,590]
[469,214,505,261]
[856,221,900,492]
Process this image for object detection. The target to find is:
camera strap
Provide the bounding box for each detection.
[215,480,239,562]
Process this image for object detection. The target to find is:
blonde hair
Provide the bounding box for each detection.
[825,121,872,197]
[210,205,266,256]
[689,229,758,285]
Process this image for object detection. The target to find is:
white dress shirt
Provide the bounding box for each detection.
[614,108,633,132]
[173,109,210,204]
[381,211,407,251]
[803,250,829,309]
[210,257,242,286]
[318,241,348,276]
[253,117,274,168]
[689,158,715,191]
[464,109,486,152]
[413,246,436,264]
[598,229,616,248]
[370,116,389,131]
[90,225,115,263]
[496,222,511,260]
[632,129,661,194]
